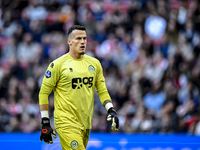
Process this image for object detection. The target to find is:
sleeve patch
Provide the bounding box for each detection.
[45,70,51,78]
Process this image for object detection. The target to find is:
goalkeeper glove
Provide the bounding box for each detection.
[40,117,57,144]
[107,107,119,131]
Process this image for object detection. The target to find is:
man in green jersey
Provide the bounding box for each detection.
[39,25,119,150]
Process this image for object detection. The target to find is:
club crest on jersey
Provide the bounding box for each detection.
[71,140,78,149]
[88,65,95,73]
[45,70,51,78]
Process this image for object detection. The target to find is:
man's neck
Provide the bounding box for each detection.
[69,50,84,59]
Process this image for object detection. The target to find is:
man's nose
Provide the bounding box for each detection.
[81,38,85,43]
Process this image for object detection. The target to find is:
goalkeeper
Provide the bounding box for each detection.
[39,25,119,150]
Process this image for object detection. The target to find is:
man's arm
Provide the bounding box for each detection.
[39,61,60,143]
[95,60,119,131]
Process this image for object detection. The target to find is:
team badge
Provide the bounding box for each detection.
[71,140,78,149]
[45,70,51,78]
[88,65,95,73]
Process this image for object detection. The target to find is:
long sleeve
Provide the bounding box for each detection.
[95,60,111,104]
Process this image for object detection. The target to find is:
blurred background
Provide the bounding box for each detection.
[0,0,200,149]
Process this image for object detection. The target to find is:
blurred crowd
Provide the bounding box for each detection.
[0,0,200,135]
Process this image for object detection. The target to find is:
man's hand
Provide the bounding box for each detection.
[107,107,119,131]
[40,117,57,144]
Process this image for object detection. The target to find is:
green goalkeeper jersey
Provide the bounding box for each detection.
[39,53,111,130]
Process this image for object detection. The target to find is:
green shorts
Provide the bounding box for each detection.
[56,126,90,150]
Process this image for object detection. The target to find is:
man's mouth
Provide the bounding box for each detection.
[80,46,85,49]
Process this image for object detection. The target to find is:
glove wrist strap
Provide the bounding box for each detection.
[108,107,117,115]
[41,117,50,126]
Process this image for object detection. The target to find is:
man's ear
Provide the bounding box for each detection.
[67,39,72,46]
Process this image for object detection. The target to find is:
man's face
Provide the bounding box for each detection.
[68,30,87,55]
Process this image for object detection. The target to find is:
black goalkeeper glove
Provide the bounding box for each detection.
[107,107,119,131]
[40,117,57,144]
